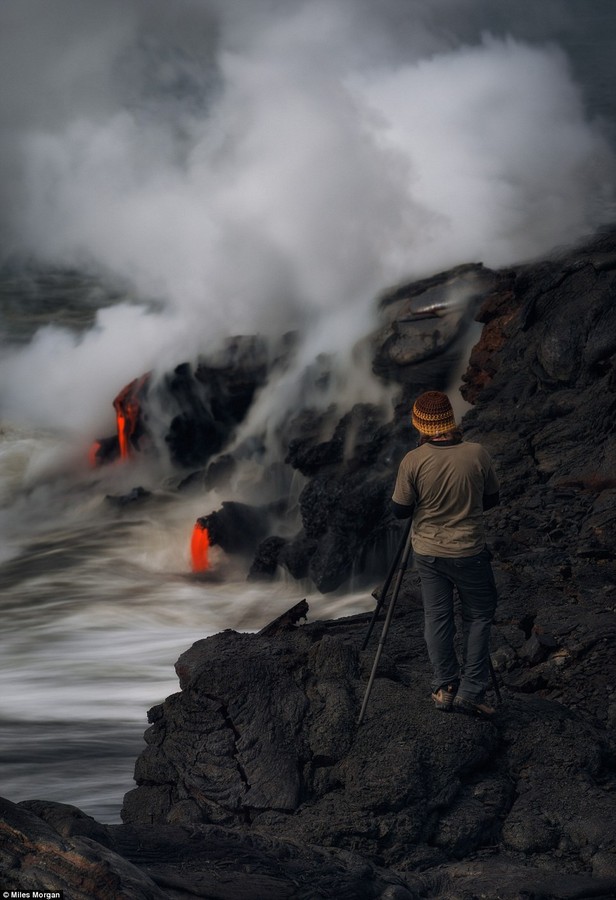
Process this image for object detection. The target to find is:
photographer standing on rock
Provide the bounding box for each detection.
[392,391,500,717]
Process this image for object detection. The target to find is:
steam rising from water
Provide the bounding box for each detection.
[0,0,615,440]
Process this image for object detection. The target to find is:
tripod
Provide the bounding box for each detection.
[357,519,413,726]
[357,521,501,726]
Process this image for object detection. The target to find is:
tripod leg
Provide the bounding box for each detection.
[357,529,414,726]
[361,517,412,652]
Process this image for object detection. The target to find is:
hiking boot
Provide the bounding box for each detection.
[431,683,458,711]
[452,696,495,718]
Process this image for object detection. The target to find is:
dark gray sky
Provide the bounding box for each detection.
[1,0,614,262]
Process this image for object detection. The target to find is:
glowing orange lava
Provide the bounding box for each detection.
[191,519,210,572]
[113,375,149,461]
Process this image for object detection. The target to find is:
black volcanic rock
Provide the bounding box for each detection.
[0,795,166,899]
[162,337,272,469]
[234,266,507,593]
[92,333,294,472]
[264,401,410,592]
[0,794,427,899]
[117,577,616,889]
[200,499,288,556]
[372,262,497,383]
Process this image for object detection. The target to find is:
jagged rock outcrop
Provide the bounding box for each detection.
[161,335,284,469]
[118,573,616,893]
[371,262,497,383]
[0,796,167,899]
[91,333,295,469]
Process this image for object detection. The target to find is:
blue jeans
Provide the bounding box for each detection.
[414,548,497,702]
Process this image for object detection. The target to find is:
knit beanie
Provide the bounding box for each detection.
[412,391,457,436]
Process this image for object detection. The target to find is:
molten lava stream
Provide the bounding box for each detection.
[117,412,130,460]
[113,373,149,461]
[191,521,210,573]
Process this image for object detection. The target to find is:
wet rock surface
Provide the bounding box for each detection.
[3,226,616,897]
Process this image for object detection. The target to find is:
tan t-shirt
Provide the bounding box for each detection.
[392,440,499,557]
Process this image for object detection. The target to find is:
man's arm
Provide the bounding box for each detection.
[392,500,414,519]
[483,491,500,511]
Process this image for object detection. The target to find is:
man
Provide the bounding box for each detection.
[392,390,500,717]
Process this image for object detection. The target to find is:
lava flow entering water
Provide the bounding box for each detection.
[88,373,151,467]
[191,518,210,572]
[114,375,149,461]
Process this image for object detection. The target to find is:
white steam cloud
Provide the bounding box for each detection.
[0,0,614,439]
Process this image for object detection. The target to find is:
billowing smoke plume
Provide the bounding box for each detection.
[0,0,615,438]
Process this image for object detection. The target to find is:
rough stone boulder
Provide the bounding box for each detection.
[461,227,616,492]
[198,499,289,557]
[161,336,277,469]
[0,795,166,899]
[0,794,430,898]
[371,262,497,384]
[5,789,616,899]
[120,568,616,895]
